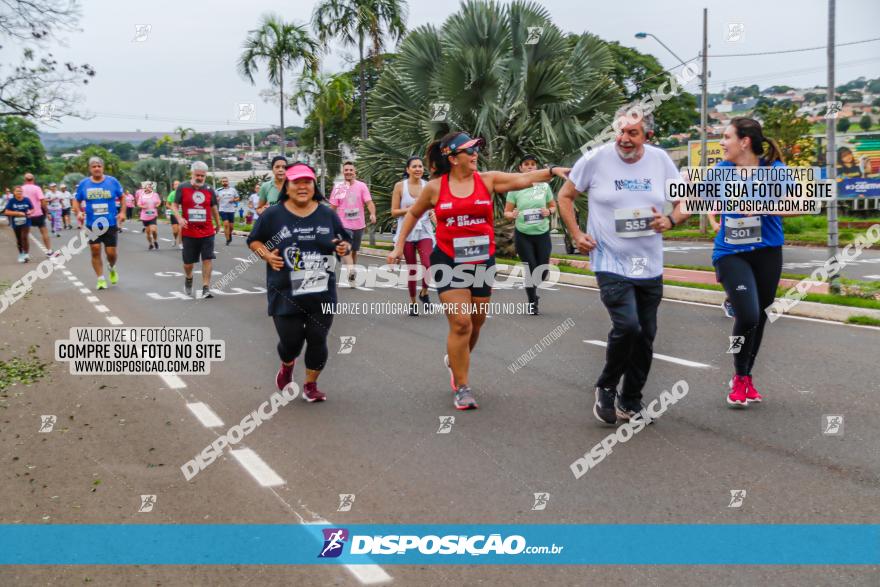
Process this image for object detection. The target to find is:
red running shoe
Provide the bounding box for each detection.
[744,375,762,403]
[727,375,749,408]
[303,382,327,402]
[275,361,294,391]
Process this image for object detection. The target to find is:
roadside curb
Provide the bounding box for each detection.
[357,246,880,325]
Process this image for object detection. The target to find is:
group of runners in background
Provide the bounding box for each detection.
[3,111,792,419]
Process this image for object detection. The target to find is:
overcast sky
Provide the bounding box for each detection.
[35,0,880,133]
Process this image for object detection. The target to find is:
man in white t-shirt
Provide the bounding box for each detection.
[248,189,260,224]
[215,176,240,245]
[558,106,687,425]
[58,183,73,229]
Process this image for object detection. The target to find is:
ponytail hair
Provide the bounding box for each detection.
[427,131,467,178]
[730,116,783,164]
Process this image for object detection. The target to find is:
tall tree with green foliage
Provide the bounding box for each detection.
[836,117,851,134]
[754,101,815,165]
[292,72,355,193]
[356,0,623,255]
[239,14,319,155]
[298,54,392,177]
[64,146,122,177]
[0,116,47,187]
[312,0,408,141]
[858,114,872,132]
[604,41,699,136]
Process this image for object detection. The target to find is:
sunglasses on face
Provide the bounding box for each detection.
[454,146,481,156]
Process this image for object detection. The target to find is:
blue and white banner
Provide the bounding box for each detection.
[1,524,878,565]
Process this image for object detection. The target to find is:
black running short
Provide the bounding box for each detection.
[182,235,215,264]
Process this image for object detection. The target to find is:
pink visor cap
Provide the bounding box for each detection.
[285,164,316,182]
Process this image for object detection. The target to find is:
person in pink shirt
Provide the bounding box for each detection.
[136,182,161,250]
[21,173,54,256]
[328,161,375,283]
[124,190,136,220]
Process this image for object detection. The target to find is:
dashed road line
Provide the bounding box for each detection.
[186,402,225,428]
[230,448,285,487]
[583,339,713,368]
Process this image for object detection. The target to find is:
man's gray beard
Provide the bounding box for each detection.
[616,145,644,161]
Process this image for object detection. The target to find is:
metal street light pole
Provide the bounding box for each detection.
[636,12,710,233]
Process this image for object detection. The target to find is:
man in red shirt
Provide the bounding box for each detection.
[171,162,221,298]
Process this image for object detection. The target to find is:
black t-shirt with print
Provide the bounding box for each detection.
[247,202,351,316]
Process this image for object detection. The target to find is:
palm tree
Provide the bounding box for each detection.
[292,72,355,194]
[356,0,623,257]
[312,0,407,141]
[174,126,195,142]
[239,14,320,155]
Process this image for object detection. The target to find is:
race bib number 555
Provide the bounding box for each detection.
[614,207,654,238]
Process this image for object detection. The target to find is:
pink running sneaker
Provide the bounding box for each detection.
[744,375,762,403]
[727,375,749,407]
[443,354,455,391]
[275,361,294,391]
[303,382,327,402]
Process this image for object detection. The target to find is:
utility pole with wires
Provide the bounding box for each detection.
[699,7,709,234]
[825,0,840,294]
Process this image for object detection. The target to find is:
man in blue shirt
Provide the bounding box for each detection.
[73,156,126,290]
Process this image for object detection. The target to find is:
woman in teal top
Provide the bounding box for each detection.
[503,154,556,315]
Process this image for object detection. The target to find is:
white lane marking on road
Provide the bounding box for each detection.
[186,402,224,428]
[72,281,84,287]
[79,288,91,294]
[583,340,712,368]
[86,296,100,303]
[307,519,392,585]
[106,316,123,325]
[94,305,110,313]
[159,373,187,389]
[160,237,172,242]
[62,270,72,276]
[230,448,285,487]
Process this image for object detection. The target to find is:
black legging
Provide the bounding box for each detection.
[714,246,782,376]
[12,225,29,254]
[272,312,334,370]
[514,230,552,305]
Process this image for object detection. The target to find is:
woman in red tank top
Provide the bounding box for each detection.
[389,131,570,411]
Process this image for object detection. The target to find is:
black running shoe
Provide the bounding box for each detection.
[202,286,213,299]
[184,277,193,296]
[593,386,618,425]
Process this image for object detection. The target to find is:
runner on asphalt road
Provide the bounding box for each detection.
[391,156,434,315]
[558,107,686,425]
[137,182,161,250]
[710,117,790,408]
[21,173,53,256]
[329,161,376,284]
[389,131,570,411]
[3,186,33,263]
[172,162,221,299]
[166,180,182,249]
[216,176,240,245]
[72,156,126,290]
[247,162,352,403]
[503,153,556,315]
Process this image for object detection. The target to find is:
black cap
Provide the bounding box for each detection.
[519,153,540,166]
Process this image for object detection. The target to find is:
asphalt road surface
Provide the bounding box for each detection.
[1,222,877,585]
[374,231,880,280]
